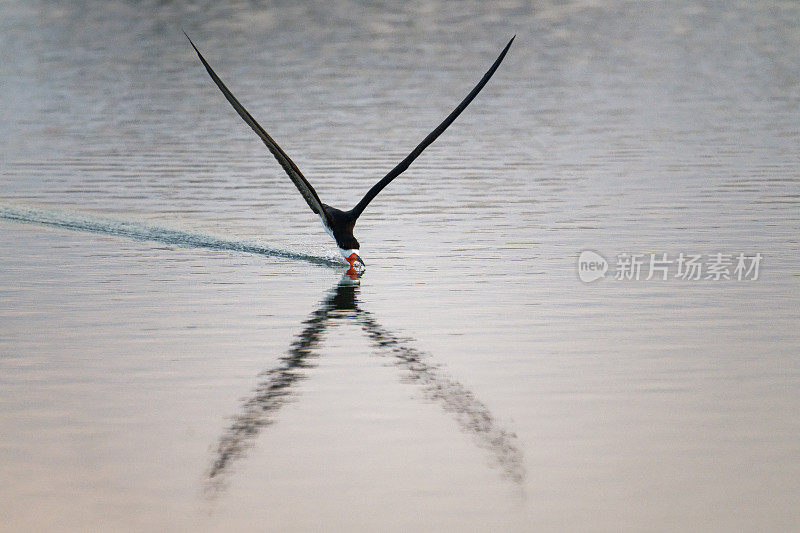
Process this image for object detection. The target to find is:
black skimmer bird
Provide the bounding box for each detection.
[185,33,514,271]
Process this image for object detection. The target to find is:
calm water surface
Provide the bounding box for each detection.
[1,1,799,531]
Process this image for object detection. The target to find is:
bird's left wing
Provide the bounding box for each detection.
[349,36,515,219]
[185,33,331,225]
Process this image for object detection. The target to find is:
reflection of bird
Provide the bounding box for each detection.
[186,33,514,270]
[205,275,524,495]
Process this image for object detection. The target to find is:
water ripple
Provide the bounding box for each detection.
[0,204,342,267]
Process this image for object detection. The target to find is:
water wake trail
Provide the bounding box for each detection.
[0,204,343,267]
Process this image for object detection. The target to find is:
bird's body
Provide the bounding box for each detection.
[185,33,514,270]
[318,205,360,261]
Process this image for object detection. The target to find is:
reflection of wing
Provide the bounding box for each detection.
[185,33,332,225]
[205,279,524,495]
[205,298,335,488]
[349,36,515,219]
[359,313,525,484]
[204,280,357,492]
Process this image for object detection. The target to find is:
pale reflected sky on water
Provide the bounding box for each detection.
[1,1,799,531]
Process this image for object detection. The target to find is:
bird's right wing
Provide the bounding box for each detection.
[185,33,331,225]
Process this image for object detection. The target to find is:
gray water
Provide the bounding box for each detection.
[1,1,799,531]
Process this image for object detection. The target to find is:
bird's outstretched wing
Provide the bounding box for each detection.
[185,33,331,225]
[349,36,515,219]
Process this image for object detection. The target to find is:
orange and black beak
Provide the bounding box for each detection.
[346,253,364,269]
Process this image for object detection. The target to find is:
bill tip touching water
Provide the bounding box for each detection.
[185,32,514,272]
[345,254,363,281]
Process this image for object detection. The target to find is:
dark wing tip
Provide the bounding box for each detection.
[183,31,206,60]
[183,31,199,51]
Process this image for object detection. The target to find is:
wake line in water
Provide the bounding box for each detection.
[0,204,343,268]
